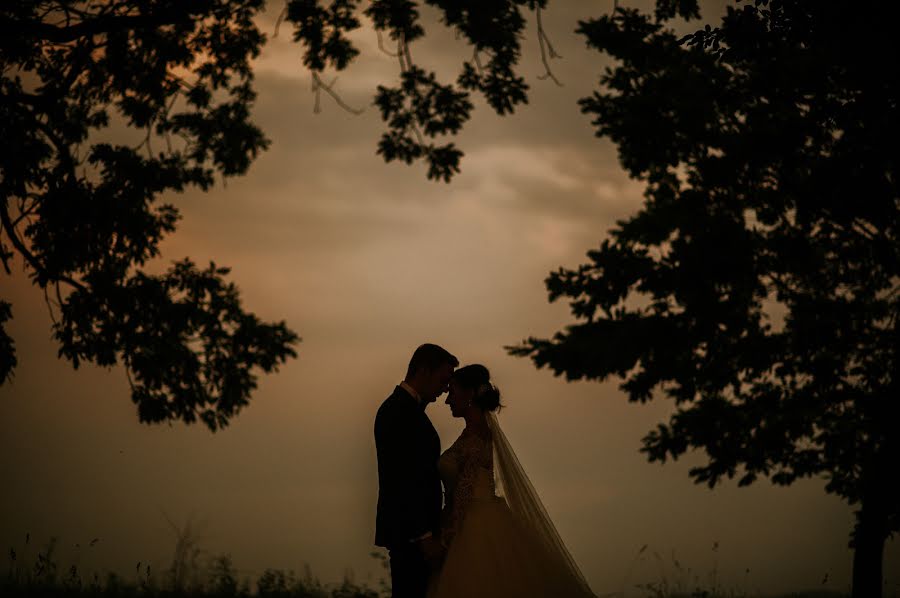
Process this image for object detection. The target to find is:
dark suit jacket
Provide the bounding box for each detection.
[374,385,443,549]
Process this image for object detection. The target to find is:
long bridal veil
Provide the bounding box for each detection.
[486,411,595,595]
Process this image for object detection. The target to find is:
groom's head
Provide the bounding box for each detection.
[405,343,458,404]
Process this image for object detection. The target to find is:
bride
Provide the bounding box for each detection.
[427,364,596,598]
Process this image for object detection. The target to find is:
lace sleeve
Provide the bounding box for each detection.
[440,430,492,547]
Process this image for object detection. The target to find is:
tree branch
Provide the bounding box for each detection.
[397,35,412,73]
[273,3,288,38]
[0,240,12,275]
[376,29,399,57]
[535,7,563,86]
[310,72,364,115]
[16,101,81,186]
[0,12,182,44]
[472,49,485,75]
[43,285,59,325]
[0,200,86,292]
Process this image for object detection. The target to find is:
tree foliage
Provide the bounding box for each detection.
[282,0,547,181]
[510,1,898,594]
[1,0,298,430]
[1,0,556,428]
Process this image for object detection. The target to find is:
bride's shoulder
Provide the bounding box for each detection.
[457,425,492,449]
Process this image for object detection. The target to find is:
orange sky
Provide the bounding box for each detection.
[1,2,896,595]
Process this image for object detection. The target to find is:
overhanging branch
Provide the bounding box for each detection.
[0,200,86,292]
[0,12,183,45]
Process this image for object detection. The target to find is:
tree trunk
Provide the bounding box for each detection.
[851,494,888,598]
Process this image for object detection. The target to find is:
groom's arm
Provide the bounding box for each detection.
[375,403,433,543]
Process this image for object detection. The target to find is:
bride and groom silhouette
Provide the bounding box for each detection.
[374,343,596,598]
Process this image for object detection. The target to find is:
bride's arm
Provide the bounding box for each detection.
[440,465,473,547]
[439,434,490,547]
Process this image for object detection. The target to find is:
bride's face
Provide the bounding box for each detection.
[445,379,475,418]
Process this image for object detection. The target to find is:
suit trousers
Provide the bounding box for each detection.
[388,543,429,598]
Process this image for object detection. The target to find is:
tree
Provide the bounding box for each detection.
[0,0,300,431]
[508,1,899,596]
[1,0,551,429]
[0,0,554,430]
[281,0,555,181]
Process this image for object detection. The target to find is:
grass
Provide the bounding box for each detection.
[4,525,388,598]
[616,542,874,598]
[4,530,890,598]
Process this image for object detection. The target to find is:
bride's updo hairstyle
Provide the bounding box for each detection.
[452,364,502,412]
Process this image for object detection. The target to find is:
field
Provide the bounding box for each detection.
[3,531,882,598]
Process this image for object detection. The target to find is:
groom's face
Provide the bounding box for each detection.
[421,363,455,403]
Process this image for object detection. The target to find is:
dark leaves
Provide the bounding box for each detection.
[287,0,537,180]
[374,67,472,182]
[55,260,299,432]
[0,0,297,429]
[286,0,362,71]
[0,301,16,384]
[653,0,701,22]
[428,0,530,115]
[364,0,424,43]
[511,0,900,524]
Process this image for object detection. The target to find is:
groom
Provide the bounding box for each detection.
[374,343,458,598]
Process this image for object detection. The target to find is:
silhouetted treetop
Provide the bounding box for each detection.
[283,0,560,181]
[1,0,297,430]
[0,0,567,428]
[510,2,898,596]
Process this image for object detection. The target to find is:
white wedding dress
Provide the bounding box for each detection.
[427,413,596,598]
